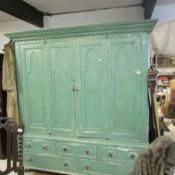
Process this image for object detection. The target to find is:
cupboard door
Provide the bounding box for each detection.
[19,43,50,134]
[74,38,109,138]
[108,35,142,141]
[48,41,75,136]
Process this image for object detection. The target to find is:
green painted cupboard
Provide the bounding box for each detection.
[6,20,156,175]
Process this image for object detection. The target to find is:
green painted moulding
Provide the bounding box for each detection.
[5,19,157,41]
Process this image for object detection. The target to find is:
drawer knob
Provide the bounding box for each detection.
[43,144,48,150]
[108,151,114,157]
[26,143,32,148]
[63,147,69,152]
[64,162,69,167]
[85,164,90,170]
[85,150,90,155]
[129,152,137,159]
[27,156,32,161]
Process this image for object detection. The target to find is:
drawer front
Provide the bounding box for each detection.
[58,142,96,158]
[24,139,55,154]
[24,153,75,172]
[98,146,139,162]
[76,159,133,175]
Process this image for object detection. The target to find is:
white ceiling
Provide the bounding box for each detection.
[0,11,17,23]
[24,0,143,14]
[156,0,175,6]
[0,0,143,24]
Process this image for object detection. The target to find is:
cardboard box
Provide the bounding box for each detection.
[170,80,175,89]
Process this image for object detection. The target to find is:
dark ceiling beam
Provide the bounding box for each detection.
[143,0,158,19]
[0,0,44,27]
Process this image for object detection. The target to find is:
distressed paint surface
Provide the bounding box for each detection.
[48,41,75,136]
[75,38,107,138]
[108,35,142,141]
[20,43,50,134]
[9,20,156,175]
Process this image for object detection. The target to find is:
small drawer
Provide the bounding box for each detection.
[58,142,96,158]
[76,159,133,175]
[24,139,54,154]
[24,153,75,172]
[98,146,139,162]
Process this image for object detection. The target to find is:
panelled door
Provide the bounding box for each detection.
[108,35,142,141]
[48,41,75,136]
[19,43,50,134]
[18,36,144,140]
[74,38,109,138]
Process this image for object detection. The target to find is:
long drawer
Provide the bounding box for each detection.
[24,153,75,173]
[76,158,133,175]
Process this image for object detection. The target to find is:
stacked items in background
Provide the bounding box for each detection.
[0,54,7,160]
[152,55,175,140]
[150,21,175,141]
[160,80,175,141]
[162,80,175,119]
[158,80,175,118]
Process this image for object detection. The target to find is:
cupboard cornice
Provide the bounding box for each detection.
[6,20,157,42]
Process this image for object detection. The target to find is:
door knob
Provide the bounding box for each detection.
[72,87,79,92]
[72,83,79,92]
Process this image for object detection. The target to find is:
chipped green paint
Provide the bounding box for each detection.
[7,20,156,175]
